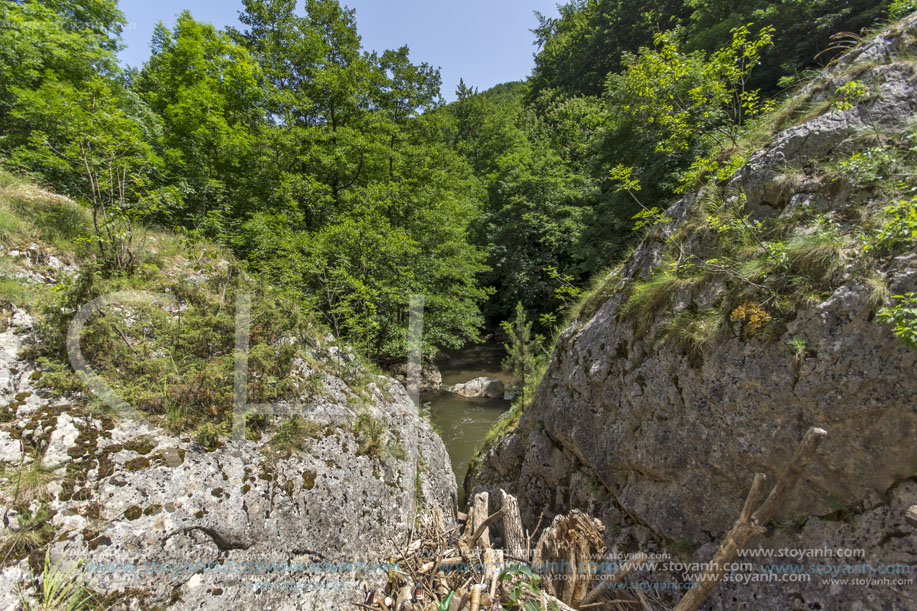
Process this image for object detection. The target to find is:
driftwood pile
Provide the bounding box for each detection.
[359,427,827,611]
[357,488,632,611]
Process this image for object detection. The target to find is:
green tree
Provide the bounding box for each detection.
[530,0,689,98]
[229,0,491,357]
[9,75,164,271]
[683,0,891,92]
[446,82,602,324]
[501,302,543,406]
[135,11,264,234]
[607,25,775,155]
[0,0,125,183]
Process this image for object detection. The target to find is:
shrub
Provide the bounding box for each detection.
[867,197,917,254]
[890,0,917,19]
[194,423,225,452]
[878,292,917,349]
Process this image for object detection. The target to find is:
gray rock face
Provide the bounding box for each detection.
[389,361,444,393]
[470,13,917,611]
[0,304,456,610]
[450,377,505,399]
[700,480,917,611]
[41,413,80,470]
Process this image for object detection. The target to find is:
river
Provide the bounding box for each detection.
[422,343,510,506]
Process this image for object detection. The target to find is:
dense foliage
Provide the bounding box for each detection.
[0,0,905,358]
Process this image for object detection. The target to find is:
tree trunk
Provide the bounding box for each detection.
[499,489,527,560]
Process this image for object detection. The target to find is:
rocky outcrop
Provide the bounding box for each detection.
[450,377,505,399]
[389,361,443,393]
[0,302,455,607]
[469,14,917,611]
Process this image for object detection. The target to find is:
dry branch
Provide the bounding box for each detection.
[673,427,828,611]
[579,552,649,607]
[471,492,491,548]
[468,507,508,549]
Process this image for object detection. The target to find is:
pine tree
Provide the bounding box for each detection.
[501,302,540,405]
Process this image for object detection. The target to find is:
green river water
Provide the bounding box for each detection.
[422,344,510,505]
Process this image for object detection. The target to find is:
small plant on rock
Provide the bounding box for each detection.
[1,505,54,561]
[878,292,917,349]
[21,549,94,611]
[353,410,386,459]
[271,415,320,456]
[730,299,773,334]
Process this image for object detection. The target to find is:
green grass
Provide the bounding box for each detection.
[0,170,92,251]
[784,232,847,288]
[22,549,96,611]
[0,276,41,307]
[865,273,892,307]
[0,460,60,505]
[27,256,334,437]
[270,415,321,456]
[566,262,627,328]
[662,307,728,363]
[193,422,226,452]
[619,270,705,336]
[353,410,387,459]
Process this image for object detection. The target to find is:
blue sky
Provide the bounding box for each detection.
[118,0,561,101]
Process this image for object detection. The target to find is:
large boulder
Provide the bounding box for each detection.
[0,305,456,611]
[389,361,443,393]
[469,15,917,611]
[451,377,505,399]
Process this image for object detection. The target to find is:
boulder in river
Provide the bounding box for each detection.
[390,361,443,392]
[451,376,504,399]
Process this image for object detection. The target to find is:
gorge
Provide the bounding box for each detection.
[0,1,915,610]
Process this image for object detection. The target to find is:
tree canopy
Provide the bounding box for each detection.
[0,0,903,356]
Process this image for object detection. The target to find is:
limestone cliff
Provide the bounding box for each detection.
[469,14,917,611]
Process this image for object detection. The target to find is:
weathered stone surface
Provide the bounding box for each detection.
[389,361,444,393]
[41,413,80,469]
[906,504,917,527]
[451,377,505,399]
[701,480,917,611]
[0,286,456,611]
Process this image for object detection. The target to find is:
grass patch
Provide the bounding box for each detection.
[270,415,321,456]
[0,460,60,505]
[1,505,54,562]
[30,259,332,437]
[619,270,705,336]
[353,410,387,459]
[662,307,728,364]
[0,170,92,251]
[21,549,97,611]
[784,232,847,287]
[193,422,226,452]
[0,276,41,307]
[865,273,892,307]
